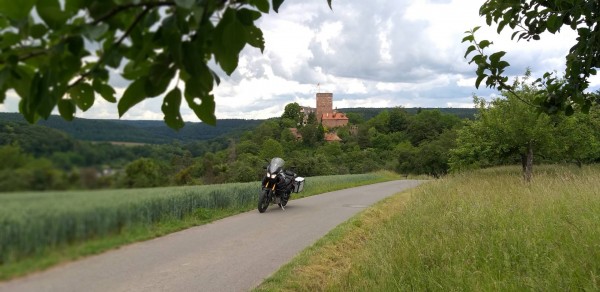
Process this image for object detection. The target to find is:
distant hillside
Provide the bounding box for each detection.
[0,113,263,144]
[0,108,476,144]
[340,108,478,121]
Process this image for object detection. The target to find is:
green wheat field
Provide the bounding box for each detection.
[0,172,400,279]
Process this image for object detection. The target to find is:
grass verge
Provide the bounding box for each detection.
[0,171,402,281]
[255,165,600,291]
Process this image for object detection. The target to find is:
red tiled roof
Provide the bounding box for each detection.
[324,132,342,141]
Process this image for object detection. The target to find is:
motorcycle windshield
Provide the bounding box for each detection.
[268,157,285,174]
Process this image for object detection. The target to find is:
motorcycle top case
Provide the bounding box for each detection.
[294,177,305,193]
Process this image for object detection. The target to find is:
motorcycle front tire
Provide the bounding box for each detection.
[258,189,270,213]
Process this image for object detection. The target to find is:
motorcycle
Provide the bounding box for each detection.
[258,157,304,213]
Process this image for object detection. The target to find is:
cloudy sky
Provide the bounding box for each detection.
[1,0,596,121]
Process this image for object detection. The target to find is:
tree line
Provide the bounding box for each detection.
[3,82,600,192]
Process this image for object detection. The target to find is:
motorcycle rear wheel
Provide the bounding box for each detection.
[258,190,270,213]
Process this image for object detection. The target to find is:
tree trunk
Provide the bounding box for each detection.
[523,142,534,182]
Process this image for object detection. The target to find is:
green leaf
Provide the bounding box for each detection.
[475,74,487,89]
[36,0,67,29]
[0,0,35,20]
[273,0,285,13]
[511,31,519,40]
[489,51,506,65]
[118,79,146,117]
[182,41,208,77]
[0,67,10,91]
[69,82,95,111]
[464,45,476,59]
[245,25,265,52]
[210,69,221,86]
[9,65,34,101]
[83,23,109,40]
[461,35,474,43]
[175,0,195,9]
[213,9,246,75]
[104,49,123,69]
[0,32,20,48]
[122,60,151,80]
[497,21,506,34]
[145,61,176,97]
[30,24,48,39]
[547,14,561,34]
[184,68,213,97]
[250,0,269,13]
[25,73,44,120]
[237,8,262,25]
[93,79,116,103]
[58,100,76,121]
[65,0,85,15]
[162,88,185,130]
[66,36,85,56]
[478,40,491,49]
[184,86,216,125]
[192,5,205,25]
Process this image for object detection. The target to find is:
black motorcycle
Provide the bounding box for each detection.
[258,157,304,213]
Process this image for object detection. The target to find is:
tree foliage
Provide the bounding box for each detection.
[450,77,600,181]
[0,0,331,130]
[464,1,600,115]
[281,102,303,126]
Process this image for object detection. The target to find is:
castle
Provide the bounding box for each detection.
[302,92,348,128]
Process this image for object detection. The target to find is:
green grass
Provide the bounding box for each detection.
[256,165,600,291]
[0,171,401,280]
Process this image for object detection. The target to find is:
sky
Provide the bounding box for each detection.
[1,0,597,121]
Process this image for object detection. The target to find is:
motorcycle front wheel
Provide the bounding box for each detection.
[258,189,270,213]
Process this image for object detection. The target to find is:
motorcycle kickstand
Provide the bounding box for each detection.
[280,204,285,211]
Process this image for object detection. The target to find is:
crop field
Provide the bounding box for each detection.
[0,172,397,270]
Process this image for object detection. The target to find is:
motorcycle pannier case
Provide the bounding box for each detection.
[294,177,305,193]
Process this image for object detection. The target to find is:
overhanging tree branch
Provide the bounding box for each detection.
[68,7,153,90]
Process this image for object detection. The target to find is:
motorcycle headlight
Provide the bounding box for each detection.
[270,173,277,179]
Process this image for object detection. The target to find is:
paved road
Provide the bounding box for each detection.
[0,180,424,292]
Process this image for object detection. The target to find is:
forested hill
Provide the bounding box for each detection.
[0,113,263,144]
[0,108,476,144]
[340,108,477,121]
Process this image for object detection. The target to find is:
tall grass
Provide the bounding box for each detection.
[257,165,600,291]
[0,172,397,270]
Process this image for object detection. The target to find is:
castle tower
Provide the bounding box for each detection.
[316,92,333,122]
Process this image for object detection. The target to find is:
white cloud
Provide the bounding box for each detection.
[2,0,594,121]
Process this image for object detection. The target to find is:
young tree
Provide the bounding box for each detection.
[388,107,409,132]
[405,109,461,146]
[0,0,332,129]
[122,157,162,188]
[450,80,558,181]
[259,138,284,160]
[464,1,600,115]
[281,102,304,126]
